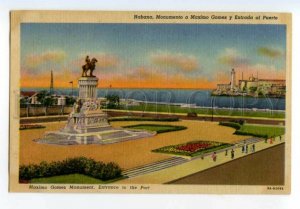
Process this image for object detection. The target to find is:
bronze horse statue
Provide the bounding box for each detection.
[82,57,98,77]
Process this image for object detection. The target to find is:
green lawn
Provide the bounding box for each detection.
[236,124,285,138]
[116,103,285,119]
[30,174,124,184]
[108,116,179,122]
[122,124,187,133]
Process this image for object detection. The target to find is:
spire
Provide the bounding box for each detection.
[50,70,54,95]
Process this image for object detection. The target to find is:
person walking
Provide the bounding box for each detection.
[231,149,235,159]
[252,144,255,153]
[245,144,248,154]
[225,149,228,156]
[212,152,217,162]
[242,140,246,153]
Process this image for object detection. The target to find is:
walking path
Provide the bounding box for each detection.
[122,157,189,178]
[119,135,284,184]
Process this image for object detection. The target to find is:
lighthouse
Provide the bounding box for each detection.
[230,68,236,91]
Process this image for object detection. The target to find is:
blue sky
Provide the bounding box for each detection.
[21,23,286,88]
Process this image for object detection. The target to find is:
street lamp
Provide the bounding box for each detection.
[69,81,73,97]
[211,96,215,121]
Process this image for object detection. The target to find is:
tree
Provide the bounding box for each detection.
[105,94,120,109]
[66,97,76,106]
[20,97,29,107]
[249,86,257,93]
[43,96,55,106]
[36,90,49,103]
[36,90,55,106]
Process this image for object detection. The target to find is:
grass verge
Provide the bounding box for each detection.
[122,124,187,134]
[115,103,285,118]
[219,122,285,138]
[108,116,179,122]
[30,173,126,184]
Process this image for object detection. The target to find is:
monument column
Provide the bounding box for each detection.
[78,77,99,99]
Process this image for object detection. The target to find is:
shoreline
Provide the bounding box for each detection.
[19,110,285,126]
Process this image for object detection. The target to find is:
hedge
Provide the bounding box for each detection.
[19,157,122,181]
[219,122,241,130]
[122,124,187,134]
[234,130,269,139]
[228,119,245,125]
[19,124,45,130]
[108,117,179,122]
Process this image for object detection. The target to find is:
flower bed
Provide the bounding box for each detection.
[152,140,232,157]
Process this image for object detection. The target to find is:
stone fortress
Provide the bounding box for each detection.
[213,68,286,97]
[37,56,155,145]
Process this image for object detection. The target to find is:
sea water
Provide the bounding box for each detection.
[21,88,285,111]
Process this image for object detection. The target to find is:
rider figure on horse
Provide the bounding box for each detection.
[82,55,97,77]
[85,56,91,65]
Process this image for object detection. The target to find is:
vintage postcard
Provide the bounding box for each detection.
[10,11,291,194]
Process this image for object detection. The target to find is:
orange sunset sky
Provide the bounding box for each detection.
[21,23,286,89]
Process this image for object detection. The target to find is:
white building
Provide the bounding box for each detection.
[57,96,66,106]
[230,68,236,91]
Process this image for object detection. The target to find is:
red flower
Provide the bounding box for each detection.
[177,143,211,152]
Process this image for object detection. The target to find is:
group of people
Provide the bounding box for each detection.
[212,148,236,162]
[241,142,256,154]
[211,142,256,162]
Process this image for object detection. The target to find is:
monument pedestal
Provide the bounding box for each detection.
[78,77,98,99]
[38,76,155,145]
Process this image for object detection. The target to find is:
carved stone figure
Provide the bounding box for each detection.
[74,99,82,113]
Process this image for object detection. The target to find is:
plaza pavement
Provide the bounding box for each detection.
[118,135,285,184]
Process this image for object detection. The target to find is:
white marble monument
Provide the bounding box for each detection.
[37,56,155,145]
[78,77,98,99]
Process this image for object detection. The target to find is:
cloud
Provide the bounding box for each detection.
[72,53,120,71]
[151,52,200,72]
[122,67,162,82]
[96,54,120,69]
[25,50,66,68]
[242,64,285,79]
[257,47,282,58]
[218,48,250,67]
[134,67,154,79]
[97,66,214,89]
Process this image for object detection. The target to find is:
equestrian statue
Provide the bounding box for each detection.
[82,56,98,77]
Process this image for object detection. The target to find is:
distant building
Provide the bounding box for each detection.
[57,96,66,106]
[239,75,285,95]
[230,68,236,91]
[216,68,238,93]
[213,69,286,97]
[20,91,40,105]
[216,83,231,92]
